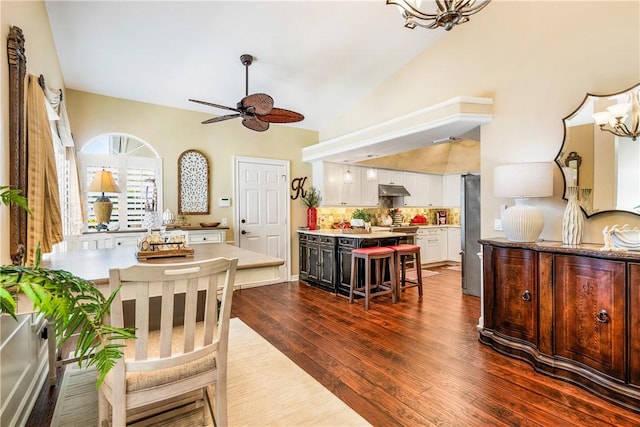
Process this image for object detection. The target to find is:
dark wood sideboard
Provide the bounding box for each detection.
[480,238,640,413]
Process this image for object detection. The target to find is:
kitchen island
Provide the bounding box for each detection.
[298,229,409,296]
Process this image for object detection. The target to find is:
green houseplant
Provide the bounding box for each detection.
[300,186,322,208]
[351,208,372,223]
[301,186,322,230]
[0,185,134,386]
[351,208,372,229]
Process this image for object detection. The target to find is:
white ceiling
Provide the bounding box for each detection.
[45,1,446,133]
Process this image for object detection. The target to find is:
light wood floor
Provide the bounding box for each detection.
[27,266,640,426]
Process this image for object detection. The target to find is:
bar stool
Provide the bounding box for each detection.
[349,246,397,311]
[387,244,423,300]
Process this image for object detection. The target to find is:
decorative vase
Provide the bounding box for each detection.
[562,186,583,245]
[307,207,317,230]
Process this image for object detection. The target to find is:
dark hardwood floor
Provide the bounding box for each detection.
[27,266,640,426]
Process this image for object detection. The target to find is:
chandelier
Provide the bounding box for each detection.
[386,0,491,31]
[592,89,640,141]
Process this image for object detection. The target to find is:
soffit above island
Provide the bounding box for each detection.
[302,96,493,164]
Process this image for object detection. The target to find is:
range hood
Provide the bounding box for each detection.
[378,184,411,197]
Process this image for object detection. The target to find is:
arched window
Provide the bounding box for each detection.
[78,133,162,231]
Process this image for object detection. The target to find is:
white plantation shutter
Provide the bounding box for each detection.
[80,154,162,231]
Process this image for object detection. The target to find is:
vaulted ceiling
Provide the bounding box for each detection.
[45,1,446,133]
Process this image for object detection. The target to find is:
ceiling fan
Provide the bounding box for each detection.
[189,54,304,132]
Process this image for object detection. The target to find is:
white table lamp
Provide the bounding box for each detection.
[494,162,554,242]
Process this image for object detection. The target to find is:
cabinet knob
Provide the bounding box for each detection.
[521,290,531,301]
[596,309,609,324]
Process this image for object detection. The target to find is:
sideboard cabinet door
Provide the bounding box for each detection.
[491,247,538,344]
[628,263,640,387]
[554,255,625,380]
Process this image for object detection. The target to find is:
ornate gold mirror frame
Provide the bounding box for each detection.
[178,149,210,215]
[8,26,27,265]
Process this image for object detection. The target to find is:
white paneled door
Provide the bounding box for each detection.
[235,157,289,283]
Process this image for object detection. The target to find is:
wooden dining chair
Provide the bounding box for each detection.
[98,257,238,427]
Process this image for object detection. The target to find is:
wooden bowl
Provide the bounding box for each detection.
[199,222,220,228]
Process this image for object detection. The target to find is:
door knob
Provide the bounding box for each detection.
[241,230,250,235]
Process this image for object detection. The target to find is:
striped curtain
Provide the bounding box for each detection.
[43,83,85,235]
[26,74,63,264]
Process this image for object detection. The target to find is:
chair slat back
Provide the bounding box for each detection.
[108,257,238,370]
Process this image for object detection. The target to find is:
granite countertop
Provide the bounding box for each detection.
[297,229,411,238]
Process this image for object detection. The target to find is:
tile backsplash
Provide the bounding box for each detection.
[316,206,460,229]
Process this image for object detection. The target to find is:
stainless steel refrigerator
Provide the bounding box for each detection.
[461,174,481,296]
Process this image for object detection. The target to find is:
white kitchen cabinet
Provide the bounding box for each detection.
[402,172,427,207]
[442,174,461,207]
[447,227,461,262]
[115,234,143,247]
[425,174,443,207]
[417,227,447,264]
[360,168,379,206]
[378,169,404,186]
[321,163,362,206]
[321,163,345,206]
[188,229,226,244]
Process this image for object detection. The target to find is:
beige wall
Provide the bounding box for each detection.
[322,0,640,243]
[65,90,318,273]
[2,0,640,268]
[1,1,66,264]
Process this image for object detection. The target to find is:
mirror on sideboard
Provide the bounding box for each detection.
[556,82,640,217]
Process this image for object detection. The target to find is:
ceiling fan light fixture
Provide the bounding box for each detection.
[386,0,491,31]
[188,53,304,131]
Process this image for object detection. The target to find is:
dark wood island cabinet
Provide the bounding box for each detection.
[298,230,401,296]
[299,233,336,292]
[480,238,640,412]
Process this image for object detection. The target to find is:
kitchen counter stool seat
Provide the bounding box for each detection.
[387,244,423,300]
[349,246,397,311]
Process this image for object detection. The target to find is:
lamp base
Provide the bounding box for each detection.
[501,198,544,242]
[94,197,113,230]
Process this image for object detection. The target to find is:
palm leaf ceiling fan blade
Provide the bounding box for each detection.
[241,93,274,116]
[242,116,269,132]
[189,53,303,131]
[259,108,305,123]
[201,114,241,124]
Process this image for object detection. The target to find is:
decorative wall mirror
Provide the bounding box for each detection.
[8,26,27,265]
[178,149,210,215]
[556,82,640,217]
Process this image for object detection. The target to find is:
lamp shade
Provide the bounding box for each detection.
[494,162,554,243]
[87,170,121,194]
[494,162,553,198]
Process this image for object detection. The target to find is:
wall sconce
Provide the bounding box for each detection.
[343,169,354,184]
[366,167,378,182]
[494,162,553,242]
[87,169,121,231]
[592,89,640,141]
